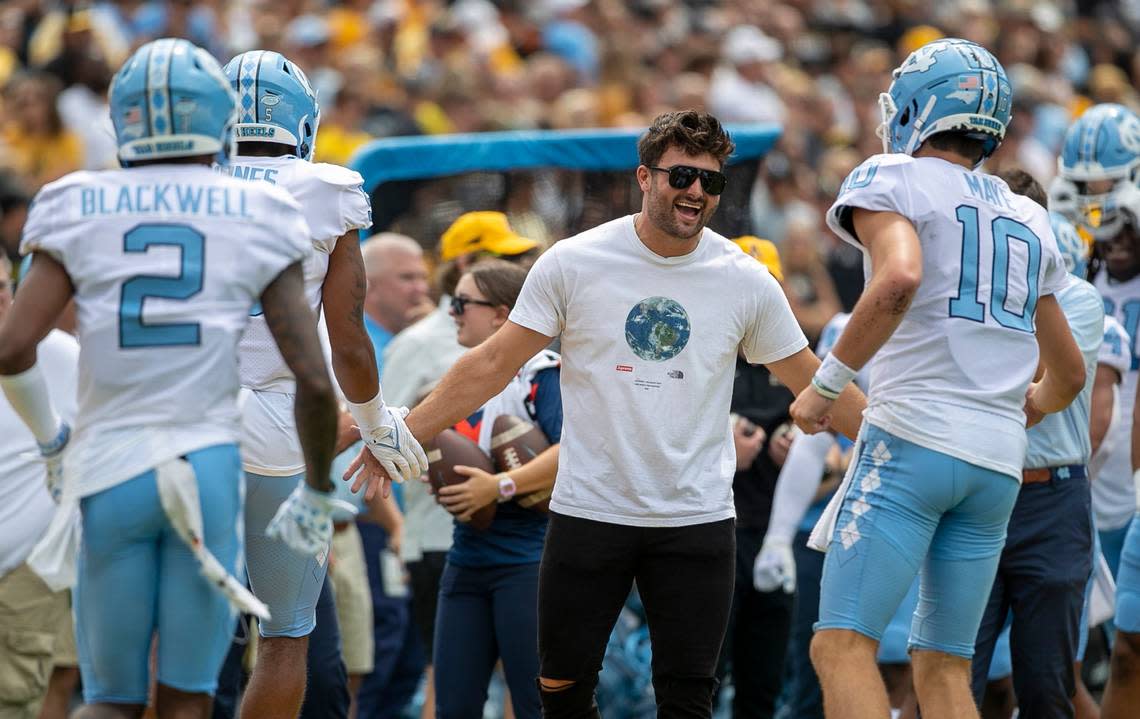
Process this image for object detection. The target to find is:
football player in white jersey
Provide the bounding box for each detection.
[1102,188,1140,718]
[789,39,1086,719]
[1053,104,1140,578]
[0,39,342,719]
[221,50,427,719]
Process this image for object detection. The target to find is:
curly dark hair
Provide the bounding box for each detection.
[637,111,736,169]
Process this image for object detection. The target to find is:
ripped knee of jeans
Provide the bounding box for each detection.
[539,677,577,692]
[536,675,600,719]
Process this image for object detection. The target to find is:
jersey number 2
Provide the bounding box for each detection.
[119,224,204,348]
[948,205,1041,333]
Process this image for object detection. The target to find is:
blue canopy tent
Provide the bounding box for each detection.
[348,124,781,240]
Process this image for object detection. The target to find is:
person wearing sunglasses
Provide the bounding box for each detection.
[430,259,562,719]
[346,110,866,718]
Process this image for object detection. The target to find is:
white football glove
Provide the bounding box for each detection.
[359,406,428,484]
[266,483,356,557]
[753,537,796,594]
[38,422,70,504]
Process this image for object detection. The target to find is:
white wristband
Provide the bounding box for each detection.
[347,389,387,434]
[812,353,856,400]
[0,362,63,445]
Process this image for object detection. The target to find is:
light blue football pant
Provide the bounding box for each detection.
[815,424,1020,658]
[75,444,242,703]
[244,471,328,637]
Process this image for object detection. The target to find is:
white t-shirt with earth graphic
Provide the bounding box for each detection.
[509,214,807,527]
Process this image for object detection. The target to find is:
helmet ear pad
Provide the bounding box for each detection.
[297,113,318,160]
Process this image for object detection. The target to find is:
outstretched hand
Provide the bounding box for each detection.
[343,445,397,502]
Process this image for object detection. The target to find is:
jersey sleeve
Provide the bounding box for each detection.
[19,176,76,262]
[508,247,565,338]
[739,261,809,365]
[1100,316,1131,379]
[308,164,372,254]
[826,155,914,248]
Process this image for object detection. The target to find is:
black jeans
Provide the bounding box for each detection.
[971,472,1093,719]
[538,512,736,719]
[718,526,794,719]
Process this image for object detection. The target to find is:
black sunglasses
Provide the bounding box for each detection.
[648,165,727,196]
[450,295,498,315]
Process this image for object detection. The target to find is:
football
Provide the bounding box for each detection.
[425,429,496,531]
[490,415,553,513]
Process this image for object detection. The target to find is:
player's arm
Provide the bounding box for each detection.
[789,208,917,436]
[405,321,554,443]
[768,347,865,441]
[322,230,378,401]
[1090,364,1119,456]
[261,262,339,492]
[0,253,74,451]
[827,208,921,369]
[1027,294,1086,419]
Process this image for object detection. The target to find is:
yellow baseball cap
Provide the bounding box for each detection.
[439,211,539,262]
[733,236,783,282]
[899,25,945,56]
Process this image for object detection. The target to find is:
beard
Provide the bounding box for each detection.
[645,184,716,241]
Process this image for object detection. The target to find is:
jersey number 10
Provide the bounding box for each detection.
[119,223,204,348]
[948,205,1042,333]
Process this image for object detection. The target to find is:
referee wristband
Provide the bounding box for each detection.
[811,353,856,400]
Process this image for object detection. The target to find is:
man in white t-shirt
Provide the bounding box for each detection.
[347,110,866,717]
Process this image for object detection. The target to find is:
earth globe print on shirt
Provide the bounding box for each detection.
[624,297,691,361]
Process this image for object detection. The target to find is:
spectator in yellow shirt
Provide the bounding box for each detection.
[2,72,84,191]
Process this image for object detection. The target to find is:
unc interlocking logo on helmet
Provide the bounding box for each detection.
[1050,103,1140,240]
[1049,211,1089,278]
[110,38,238,165]
[223,51,321,161]
[878,38,1011,165]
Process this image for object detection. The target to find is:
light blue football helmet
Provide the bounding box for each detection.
[109,38,238,166]
[1049,103,1140,240]
[1049,211,1089,278]
[223,51,320,161]
[878,38,1012,165]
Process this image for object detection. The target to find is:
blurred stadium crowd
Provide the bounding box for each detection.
[4,0,1140,330]
[3,2,1140,719]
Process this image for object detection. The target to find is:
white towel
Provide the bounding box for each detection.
[27,500,82,591]
[155,458,270,620]
[807,435,863,553]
